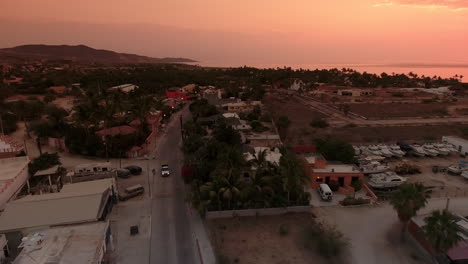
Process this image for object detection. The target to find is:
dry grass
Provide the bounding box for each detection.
[208,213,333,264]
[346,103,449,119]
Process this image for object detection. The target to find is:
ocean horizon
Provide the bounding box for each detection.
[190,61,468,82]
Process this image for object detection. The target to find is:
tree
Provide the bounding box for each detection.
[315,138,355,164]
[350,179,362,198]
[423,210,463,257]
[28,152,61,175]
[390,183,429,238]
[277,116,291,129]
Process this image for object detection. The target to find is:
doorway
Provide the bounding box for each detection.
[338,177,345,187]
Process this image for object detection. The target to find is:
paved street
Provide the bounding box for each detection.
[149,107,199,264]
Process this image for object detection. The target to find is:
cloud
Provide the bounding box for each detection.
[374,0,468,10]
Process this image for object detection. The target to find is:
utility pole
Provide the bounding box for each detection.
[445,197,450,211]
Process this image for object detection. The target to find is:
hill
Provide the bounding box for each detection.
[0,44,196,64]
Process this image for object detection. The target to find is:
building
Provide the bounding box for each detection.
[0,134,24,159]
[12,221,112,264]
[289,79,305,91]
[443,136,468,155]
[0,156,29,210]
[108,84,138,93]
[181,84,198,93]
[166,87,188,100]
[47,85,67,94]
[223,101,262,113]
[337,88,374,97]
[245,134,282,148]
[1,234,7,262]
[408,213,468,263]
[302,154,363,191]
[0,178,116,250]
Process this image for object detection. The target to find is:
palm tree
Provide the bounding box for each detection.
[390,183,430,238]
[423,210,463,258]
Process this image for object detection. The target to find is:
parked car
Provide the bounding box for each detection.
[161,164,170,177]
[114,169,131,179]
[125,165,143,175]
[119,184,144,201]
[318,184,333,201]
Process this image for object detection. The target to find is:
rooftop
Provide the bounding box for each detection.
[304,154,325,165]
[313,164,360,173]
[0,179,113,232]
[108,84,138,93]
[33,165,60,177]
[0,156,29,182]
[0,134,24,153]
[13,222,108,264]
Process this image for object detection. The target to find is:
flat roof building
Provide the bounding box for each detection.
[0,156,29,210]
[0,134,24,159]
[0,178,116,250]
[13,221,112,264]
[108,84,138,93]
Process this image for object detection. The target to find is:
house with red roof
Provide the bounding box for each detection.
[166,87,188,100]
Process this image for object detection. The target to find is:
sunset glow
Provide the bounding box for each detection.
[1,0,467,67]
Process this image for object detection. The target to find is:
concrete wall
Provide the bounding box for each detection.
[205,206,311,219]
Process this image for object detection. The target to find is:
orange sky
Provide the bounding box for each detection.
[0,0,467,66]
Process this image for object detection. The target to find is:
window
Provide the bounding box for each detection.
[316,178,323,183]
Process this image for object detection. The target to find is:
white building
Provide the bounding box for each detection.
[108,84,138,93]
[0,156,29,210]
[443,136,468,155]
[13,221,112,264]
[289,79,305,91]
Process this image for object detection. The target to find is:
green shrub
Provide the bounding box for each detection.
[278,224,289,236]
[392,92,404,97]
[302,223,348,258]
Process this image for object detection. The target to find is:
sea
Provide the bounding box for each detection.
[190,62,468,82]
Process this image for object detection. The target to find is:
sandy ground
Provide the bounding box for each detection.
[208,213,332,264]
[387,156,468,198]
[316,197,468,264]
[346,103,449,119]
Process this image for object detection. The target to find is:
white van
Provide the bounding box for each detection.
[318,184,333,201]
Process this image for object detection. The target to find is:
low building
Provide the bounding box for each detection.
[289,79,305,91]
[0,156,29,210]
[0,178,116,250]
[12,221,112,264]
[337,88,374,97]
[166,87,188,100]
[0,134,24,159]
[181,84,198,93]
[223,101,261,113]
[443,136,468,155]
[302,154,363,191]
[408,213,468,263]
[47,85,67,94]
[108,84,138,93]
[245,134,282,148]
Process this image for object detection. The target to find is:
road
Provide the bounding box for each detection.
[149,106,199,264]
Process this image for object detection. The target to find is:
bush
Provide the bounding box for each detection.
[328,180,340,192]
[251,121,269,133]
[342,197,370,206]
[302,223,348,259]
[392,92,404,97]
[310,118,329,128]
[278,223,289,236]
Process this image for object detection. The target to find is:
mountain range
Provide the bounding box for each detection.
[0,44,196,64]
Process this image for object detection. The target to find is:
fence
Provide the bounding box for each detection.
[205,206,312,219]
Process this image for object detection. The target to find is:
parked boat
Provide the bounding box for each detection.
[462,171,468,180]
[377,145,394,158]
[448,165,463,175]
[389,144,406,157]
[360,161,390,174]
[353,145,361,155]
[368,171,407,189]
[423,144,440,157]
[433,143,450,156]
[410,144,427,157]
[367,145,383,156]
[444,143,459,154]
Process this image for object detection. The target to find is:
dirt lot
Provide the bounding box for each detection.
[208,213,332,264]
[345,103,449,119]
[387,156,468,198]
[264,92,326,124]
[282,123,468,145]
